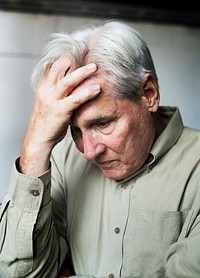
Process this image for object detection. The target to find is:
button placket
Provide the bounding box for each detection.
[105,181,132,275]
[120,182,128,189]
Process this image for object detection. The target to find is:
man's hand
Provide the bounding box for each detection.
[19,56,100,176]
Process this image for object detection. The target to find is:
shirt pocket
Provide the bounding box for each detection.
[122,209,189,278]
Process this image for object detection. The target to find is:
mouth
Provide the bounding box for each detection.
[96,160,115,169]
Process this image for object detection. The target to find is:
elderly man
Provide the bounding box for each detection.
[0,20,200,278]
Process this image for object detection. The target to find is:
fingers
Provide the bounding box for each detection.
[44,56,71,85]
[38,56,100,114]
[55,63,98,99]
[63,84,101,112]
[42,56,98,100]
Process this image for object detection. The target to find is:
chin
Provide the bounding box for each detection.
[101,169,129,181]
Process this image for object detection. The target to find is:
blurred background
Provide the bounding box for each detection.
[0,0,200,200]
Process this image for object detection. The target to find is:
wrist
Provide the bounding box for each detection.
[19,140,52,177]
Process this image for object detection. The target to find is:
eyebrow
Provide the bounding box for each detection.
[86,116,112,126]
[71,115,114,129]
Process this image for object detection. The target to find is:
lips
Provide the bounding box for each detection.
[96,160,114,168]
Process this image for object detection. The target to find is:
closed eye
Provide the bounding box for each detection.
[70,125,82,137]
[96,121,110,129]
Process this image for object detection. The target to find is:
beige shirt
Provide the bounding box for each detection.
[1,106,200,278]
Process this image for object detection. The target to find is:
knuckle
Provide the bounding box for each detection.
[51,56,71,72]
[60,77,69,87]
[60,78,73,91]
[51,60,60,71]
[72,94,81,105]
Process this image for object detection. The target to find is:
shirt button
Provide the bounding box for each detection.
[31,190,40,196]
[108,274,114,278]
[121,183,127,189]
[114,227,120,234]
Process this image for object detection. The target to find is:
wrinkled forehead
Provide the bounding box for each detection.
[70,77,124,127]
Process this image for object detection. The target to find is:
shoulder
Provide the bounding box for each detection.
[51,135,95,176]
[51,135,84,165]
[176,126,200,168]
[51,135,101,188]
[181,126,200,145]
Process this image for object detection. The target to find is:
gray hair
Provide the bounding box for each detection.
[32,20,158,101]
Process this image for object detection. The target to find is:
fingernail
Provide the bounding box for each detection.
[92,85,100,93]
[87,63,97,72]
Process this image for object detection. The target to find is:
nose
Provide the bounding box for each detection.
[82,133,106,160]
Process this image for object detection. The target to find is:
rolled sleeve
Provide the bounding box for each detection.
[0,159,56,277]
[9,158,51,210]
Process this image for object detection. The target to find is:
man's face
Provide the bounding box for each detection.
[71,75,156,180]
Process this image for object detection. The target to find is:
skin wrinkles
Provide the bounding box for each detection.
[70,74,158,180]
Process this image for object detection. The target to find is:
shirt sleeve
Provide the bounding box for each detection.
[164,176,200,278]
[0,158,68,278]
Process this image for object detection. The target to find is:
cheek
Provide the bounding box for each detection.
[115,123,143,157]
[106,129,130,154]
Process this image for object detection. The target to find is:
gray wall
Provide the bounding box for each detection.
[1,11,200,200]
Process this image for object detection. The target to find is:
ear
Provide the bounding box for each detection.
[142,73,160,112]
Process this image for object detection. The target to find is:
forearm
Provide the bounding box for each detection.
[19,136,52,177]
[19,109,56,177]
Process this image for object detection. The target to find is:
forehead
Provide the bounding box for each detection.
[71,78,138,127]
[72,74,118,112]
[72,88,120,125]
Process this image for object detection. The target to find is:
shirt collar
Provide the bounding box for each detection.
[150,106,184,163]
